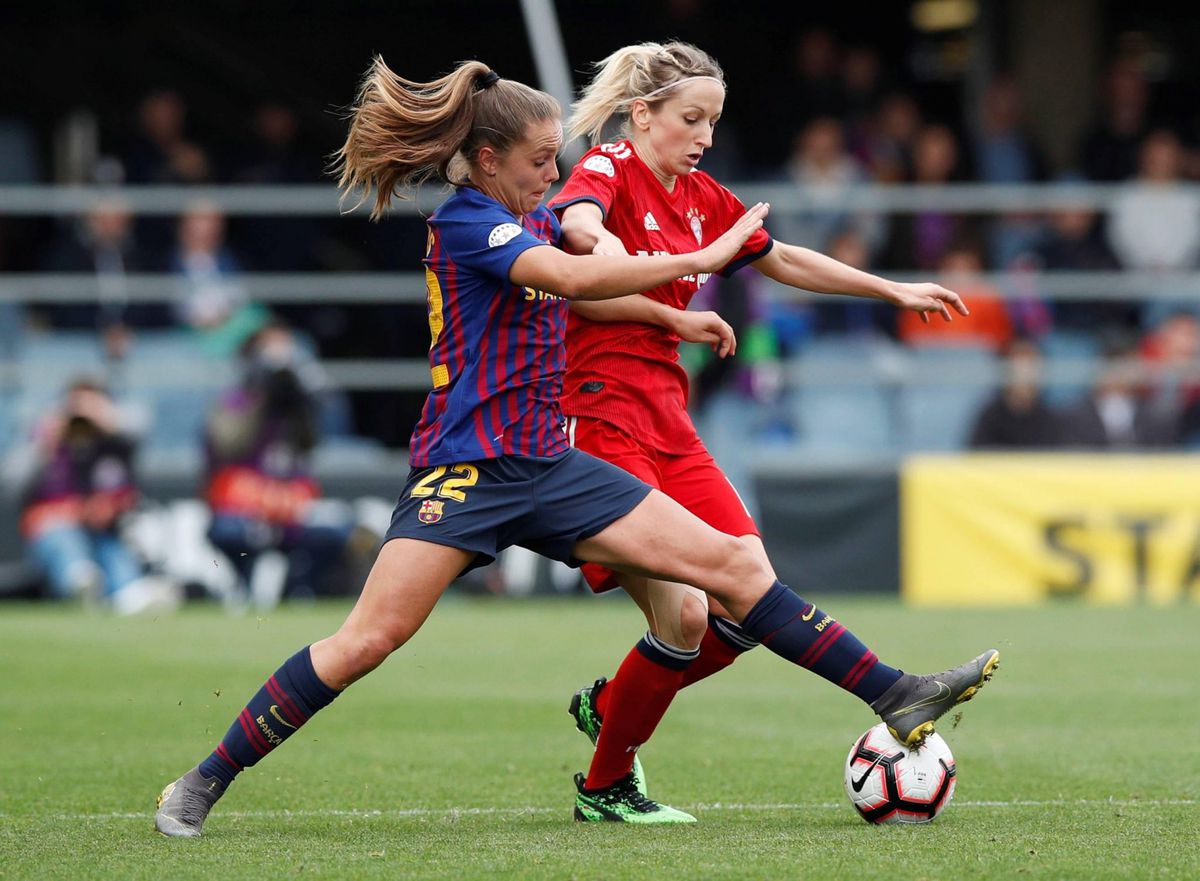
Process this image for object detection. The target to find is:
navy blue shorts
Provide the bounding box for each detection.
[384,448,653,573]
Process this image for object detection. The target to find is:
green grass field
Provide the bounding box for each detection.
[1,596,1196,881]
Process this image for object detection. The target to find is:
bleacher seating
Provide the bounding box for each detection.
[897,343,998,452]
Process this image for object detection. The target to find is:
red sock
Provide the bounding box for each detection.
[679,624,742,689]
[585,634,696,790]
[681,615,758,689]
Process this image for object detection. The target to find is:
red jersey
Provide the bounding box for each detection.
[549,141,773,452]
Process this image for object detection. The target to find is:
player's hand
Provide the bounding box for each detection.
[696,202,769,273]
[889,282,969,324]
[591,232,629,258]
[668,309,737,357]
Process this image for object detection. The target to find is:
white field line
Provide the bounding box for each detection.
[6,798,1196,822]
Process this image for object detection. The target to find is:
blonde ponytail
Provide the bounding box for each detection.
[568,41,724,145]
[333,56,559,220]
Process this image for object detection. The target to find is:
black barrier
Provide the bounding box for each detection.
[754,468,900,595]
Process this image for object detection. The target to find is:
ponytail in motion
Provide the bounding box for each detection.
[333,57,560,220]
[568,41,724,145]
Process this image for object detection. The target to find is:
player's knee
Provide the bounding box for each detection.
[338,629,407,677]
[677,592,709,648]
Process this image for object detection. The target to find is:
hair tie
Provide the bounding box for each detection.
[639,74,724,101]
[477,71,500,90]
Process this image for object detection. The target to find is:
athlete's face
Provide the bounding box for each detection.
[478,117,563,216]
[632,79,725,185]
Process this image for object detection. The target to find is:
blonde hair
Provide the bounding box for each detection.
[333,56,560,220]
[569,41,725,145]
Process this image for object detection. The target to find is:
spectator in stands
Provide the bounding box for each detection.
[972,75,1046,269]
[881,124,972,271]
[125,90,216,262]
[0,116,42,343]
[968,336,1063,449]
[1059,340,1182,448]
[231,103,323,272]
[38,198,172,336]
[171,200,270,354]
[898,239,1012,350]
[1138,310,1200,444]
[1079,59,1152,182]
[839,45,885,155]
[125,90,212,186]
[814,228,894,336]
[858,92,921,183]
[17,377,178,612]
[788,28,843,126]
[781,117,880,253]
[1029,187,1133,332]
[1105,129,1200,327]
[203,322,367,607]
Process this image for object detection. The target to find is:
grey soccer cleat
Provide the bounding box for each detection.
[155,767,226,838]
[871,649,1001,747]
[569,677,647,796]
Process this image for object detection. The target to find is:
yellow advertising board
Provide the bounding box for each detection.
[902,454,1200,606]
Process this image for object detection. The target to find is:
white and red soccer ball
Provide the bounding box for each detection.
[843,722,956,824]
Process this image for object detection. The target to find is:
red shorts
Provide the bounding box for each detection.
[567,416,759,593]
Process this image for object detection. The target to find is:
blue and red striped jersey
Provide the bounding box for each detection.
[409,186,570,466]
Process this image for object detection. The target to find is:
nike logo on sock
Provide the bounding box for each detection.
[269,705,298,730]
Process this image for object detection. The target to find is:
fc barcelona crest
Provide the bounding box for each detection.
[418,499,445,524]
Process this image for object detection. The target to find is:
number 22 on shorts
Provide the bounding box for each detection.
[410,463,480,502]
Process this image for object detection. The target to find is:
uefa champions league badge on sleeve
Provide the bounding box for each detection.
[488,223,523,248]
[583,155,615,177]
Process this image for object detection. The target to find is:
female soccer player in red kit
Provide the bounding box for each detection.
[548,42,993,810]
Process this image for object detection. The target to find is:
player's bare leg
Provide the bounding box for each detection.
[575,489,773,617]
[156,540,472,837]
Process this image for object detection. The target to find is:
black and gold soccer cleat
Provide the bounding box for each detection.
[871,649,1000,747]
[155,768,226,838]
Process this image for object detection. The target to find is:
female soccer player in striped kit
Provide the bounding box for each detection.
[549,42,997,814]
[154,56,995,837]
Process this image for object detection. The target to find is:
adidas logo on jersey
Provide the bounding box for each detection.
[643,212,660,231]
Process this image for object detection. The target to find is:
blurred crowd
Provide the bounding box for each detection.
[4,29,1200,604]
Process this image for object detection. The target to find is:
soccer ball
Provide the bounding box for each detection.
[843,722,956,824]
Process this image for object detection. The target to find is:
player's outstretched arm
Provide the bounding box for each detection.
[511,203,768,302]
[571,294,738,357]
[752,242,970,324]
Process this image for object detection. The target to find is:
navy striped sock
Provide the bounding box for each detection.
[739,581,901,704]
[198,645,339,786]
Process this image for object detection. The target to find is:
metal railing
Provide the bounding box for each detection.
[1,182,1194,397]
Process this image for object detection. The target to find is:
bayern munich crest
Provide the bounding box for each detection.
[418,499,445,523]
[686,207,706,245]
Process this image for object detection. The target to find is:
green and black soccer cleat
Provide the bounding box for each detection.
[871,649,1000,747]
[573,772,696,824]
[569,677,647,796]
[155,767,226,838]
